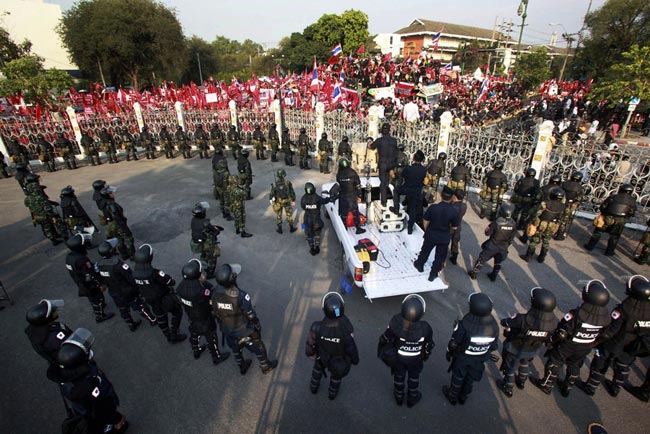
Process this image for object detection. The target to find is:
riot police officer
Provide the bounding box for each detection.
[540,174,562,201]
[306,292,359,400]
[101,186,135,261]
[140,125,156,159]
[520,187,566,263]
[532,280,613,397]
[97,239,156,330]
[212,264,278,375]
[424,152,446,204]
[174,125,190,159]
[297,127,311,169]
[14,162,30,192]
[210,123,225,153]
[479,161,508,220]
[190,203,222,278]
[92,179,108,229]
[555,171,584,240]
[132,244,187,343]
[268,123,280,162]
[584,183,637,256]
[237,150,253,200]
[497,288,557,397]
[24,299,72,365]
[468,203,517,281]
[81,131,101,166]
[60,185,96,234]
[577,275,650,397]
[48,329,129,433]
[378,294,433,407]
[100,128,118,164]
[120,127,138,161]
[390,150,427,234]
[194,124,210,159]
[270,168,297,234]
[443,293,499,405]
[38,133,57,172]
[317,132,333,173]
[301,182,332,255]
[8,136,29,165]
[252,124,267,160]
[159,125,174,158]
[55,132,78,170]
[511,167,540,230]
[65,234,114,323]
[335,158,365,234]
[447,157,471,193]
[226,125,241,160]
[337,136,352,161]
[176,259,230,364]
[369,123,398,207]
[281,127,295,166]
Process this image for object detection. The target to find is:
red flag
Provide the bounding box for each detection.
[382,53,392,63]
[34,102,42,120]
[327,55,340,65]
[356,44,365,55]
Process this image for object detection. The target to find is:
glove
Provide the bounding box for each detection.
[445,350,452,362]
[489,352,500,363]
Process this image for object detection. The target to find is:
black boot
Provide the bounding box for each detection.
[168,331,188,344]
[584,237,598,251]
[406,391,422,408]
[442,386,457,405]
[497,379,514,398]
[276,223,283,234]
[96,312,115,323]
[488,264,501,282]
[260,358,278,374]
[193,345,207,359]
[239,359,252,375]
[449,252,458,265]
[575,380,596,396]
[537,247,548,263]
[212,351,231,366]
[355,226,366,235]
[240,231,253,238]
[128,319,142,332]
[468,261,482,280]
[289,222,297,233]
[520,247,534,262]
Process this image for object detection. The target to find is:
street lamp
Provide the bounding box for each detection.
[516,0,529,60]
[549,23,577,82]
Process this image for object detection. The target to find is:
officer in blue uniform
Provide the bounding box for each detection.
[390,150,427,234]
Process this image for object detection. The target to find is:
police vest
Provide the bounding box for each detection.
[97,256,132,294]
[177,280,212,322]
[458,314,498,356]
[428,159,445,176]
[212,289,247,331]
[491,218,516,246]
[604,193,634,217]
[516,177,538,198]
[509,310,555,352]
[316,320,346,358]
[568,315,603,345]
[390,316,428,357]
[486,170,505,189]
[451,166,469,182]
[132,267,169,302]
[318,139,330,152]
[539,200,565,222]
[302,194,321,217]
[562,181,582,202]
[274,181,290,199]
[191,217,205,243]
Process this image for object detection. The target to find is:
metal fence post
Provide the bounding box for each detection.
[133,102,145,132]
[174,101,186,131]
[272,99,282,146]
[437,111,453,156]
[532,120,555,179]
[228,100,237,131]
[315,102,325,140]
[65,106,84,155]
[367,105,380,139]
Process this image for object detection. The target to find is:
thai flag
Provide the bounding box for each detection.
[332,83,342,105]
[432,31,441,52]
[340,71,345,83]
[310,58,319,93]
[443,62,452,70]
[331,43,342,57]
[477,77,490,103]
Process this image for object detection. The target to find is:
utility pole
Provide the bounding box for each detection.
[486,16,498,75]
[97,58,107,88]
[197,53,204,85]
[516,0,529,63]
[559,33,575,81]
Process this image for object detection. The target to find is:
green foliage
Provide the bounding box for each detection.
[0,26,32,66]
[574,0,650,79]
[591,44,650,106]
[57,0,186,89]
[513,47,551,90]
[453,39,492,74]
[0,56,72,106]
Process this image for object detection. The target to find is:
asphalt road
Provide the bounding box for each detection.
[0,154,648,434]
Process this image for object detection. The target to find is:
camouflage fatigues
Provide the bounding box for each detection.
[24,183,63,243]
[159,128,174,158]
[140,129,156,159]
[270,178,296,225]
[297,132,311,169]
[252,128,266,160]
[175,129,191,159]
[479,169,508,220]
[194,127,210,159]
[226,176,247,232]
[104,198,135,260]
[521,199,565,261]
[226,128,241,160]
[120,131,138,161]
[268,126,280,161]
[317,138,332,173]
[210,126,225,152]
[81,135,101,166]
[100,131,118,163]
[212,153,230,215]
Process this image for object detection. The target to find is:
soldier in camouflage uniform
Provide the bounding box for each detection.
[212,148,233,220]
[297,127,311,170]
[38,134,57,172]
[194,124,210,159]
[584,184,637,256]
[120,127,138,161]
[391,144,410,189]
[281,128,295,166]
[8,137,29,165]
[210,123,225,153]
[479,161,508,221]
[140,126,157,159]
[226,125,241,160]
[337,136,352,161]
[268,123,280,162]
[424,152,446,204]
[100,128,118,164]
[634,218,650,265]
[60,185,96,233]
[159,125,174,158]
[447,157,471,193]
[520,187,566,264]
[512,168,541,230]
[555,171,584,240]
[100,186,136,260]
[226,175,252,238]
[237,150,253,200]
[81,131,101,166]
[23,174,64,245]
[190,203,222,278]
[270,168,297,234]
[174,125,191,159]
[252,124,267,160]
[317,132,333,174]
[55,133,78,170]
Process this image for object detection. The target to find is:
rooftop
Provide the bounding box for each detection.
[395,18,503,41]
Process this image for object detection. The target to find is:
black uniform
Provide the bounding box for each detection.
[194,126,210,159]
[140,127,156,159]
[38,137,57,172]
[25,321,73,365]
[336,165,364,233]
[424,157,446,202]
[512,176,541,229]
[448,163,471,192]
[9,138,29,165]
[337,138,352,161]
[15,164,30,192]
[306,316,359,398]
[449,195,468,263]
[392,161,427,233]
[469,215,516,281]
[100,130,118,164]
[300,190,332,254]
[584,191,637,255]
[175,127,191,159]
[0,150,10,178]
[160,126,174,158]
[414,197,460,281]
[237,152,253,200]
[369,135,398,206]
[176,277,229,363]
[81,133,100,166]
[132,263,185,342]
[65,250,109,321]
[120,129,138,161]
[60,192,95,233]
[281,129,294,166]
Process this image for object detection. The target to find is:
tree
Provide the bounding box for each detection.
[182,36,218,84]
[513,47,551,91]
[0,26,32,67]
[574,0,650,79]
[591,44,650,104]
[58,0,186,89]
[0,55,72,107]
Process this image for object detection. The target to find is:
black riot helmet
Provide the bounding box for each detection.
[457,157,467,166]
[494,161,504,170]
[192,203,206,218]
[56,328,94,369]
[26,299,64,326]
[255,124,261,130]
[468,293,493,317]
[300,127,306,133]
[100,186,116,197]
[37,133,44,139]
[305,182,315,195]
[549,174,562,185]
[26,173,40,184]
[15,162,28,171]
[60,185,75,197]
[571,171,583,182]
[276,168,286,179]
[549,187,565,201]
[626,275,650,301]
[401,294,426,322]
[65,234,87,253]
[92,179,106,191]
[342,136,349,142]
[381,123,391,134]
[397,143,406,151]
[582,279,610,307]
[98,239,118,258]
[182,259,202,280]
[215,263,241,288]
[321,132,328,139]
[619,183,634,195]
[438,152,447,160]
[530,287,556,312]
[176,125,183,131]
[134,244,154,264]
[525,167,537,178]
[339,158,350,169]
[322,292,345,319]
[498,203,514,219]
